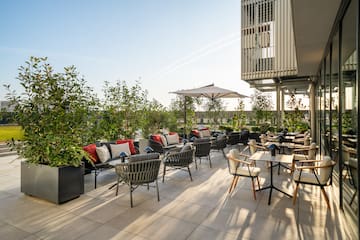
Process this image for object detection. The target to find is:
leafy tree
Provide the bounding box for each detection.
[170,96,200,137]
[5,57,97,167]
[250,90,273,124]
[99,80,148,140]
[204,98,224,129]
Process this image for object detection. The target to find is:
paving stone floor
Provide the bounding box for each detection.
[0,147,356,240]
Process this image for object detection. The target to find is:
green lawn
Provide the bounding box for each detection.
[0,125,24,141]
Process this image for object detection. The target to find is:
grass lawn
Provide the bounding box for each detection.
[0,125,24,141]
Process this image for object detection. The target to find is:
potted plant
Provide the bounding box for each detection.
[6,57,96,204]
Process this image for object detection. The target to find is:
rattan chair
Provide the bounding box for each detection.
[162,146,195,182]
[115,155,161,207]
[194,139,212,169]
[211,135,228,158]
[226,149,261,199]
[292,156,336,209]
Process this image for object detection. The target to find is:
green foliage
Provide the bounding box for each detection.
[204,98,224,129]
[99,80,148,140]
[251,90,273,124]
[170,96,199,135]
[141,100,178,137]
[5,57,96,167]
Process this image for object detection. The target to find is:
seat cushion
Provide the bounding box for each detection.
[234,166,261,176]
[129,153,160,162]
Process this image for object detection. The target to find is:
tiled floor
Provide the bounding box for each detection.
[0,148,356,240]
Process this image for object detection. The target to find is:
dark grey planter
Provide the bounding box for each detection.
[21,161,84,204]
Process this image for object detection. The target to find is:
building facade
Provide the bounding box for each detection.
[241,0,359,236]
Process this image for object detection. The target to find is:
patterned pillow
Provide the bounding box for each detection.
[96,145,111,163]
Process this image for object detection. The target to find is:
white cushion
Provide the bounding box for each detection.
[160,135,168,147]
[235,166,261,176]
[110,143,131,158]
[293,157,332,185]
[199,129,211,138]
[166,134,179,145]
[96,145,111,163]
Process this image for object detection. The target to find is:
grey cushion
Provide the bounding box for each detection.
[129,153,160,162]
[180,144,192,152]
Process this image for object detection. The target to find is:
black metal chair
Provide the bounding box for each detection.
[114,153,161,208]
[211,135,227,158]
[162,146,195,182]
[227,132,241,147]
[194,139,212,169]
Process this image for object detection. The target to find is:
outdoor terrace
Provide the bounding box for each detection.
[0,146,356,240]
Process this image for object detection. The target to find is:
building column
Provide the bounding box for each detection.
[281,88,285,129]
[276,83,281,130]
[309,81,316,140]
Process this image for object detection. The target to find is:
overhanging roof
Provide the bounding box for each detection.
[291,0,342,76]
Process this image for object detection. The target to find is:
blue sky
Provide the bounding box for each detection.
[0,0,251,110]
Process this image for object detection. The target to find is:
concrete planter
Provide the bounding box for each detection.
[21,161,84,204]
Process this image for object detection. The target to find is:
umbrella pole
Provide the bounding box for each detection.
[184,96,187,139]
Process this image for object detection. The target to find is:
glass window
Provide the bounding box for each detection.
[341,0,357,216]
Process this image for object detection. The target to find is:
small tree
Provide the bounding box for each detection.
[5,57,96,167]
[251,90,273,125]
[204,98,224,129]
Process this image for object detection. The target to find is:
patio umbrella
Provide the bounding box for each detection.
[170,84,247,136]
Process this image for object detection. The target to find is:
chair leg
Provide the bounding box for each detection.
[156,180,160,202]
[187,166,193,181]
[130,184,133,208]
[116,175,120,196]
[251,178,256,200]
[208,155,212,168]
[94,170,98,189]
[256,176,260,190]
[293,183,300,205]
[350,190,357,205]
[222,149,226,158]
[195,158,198,170]
[320,187,331,209]
[162,165,166,182]
[233,176,240,190]
[228,176,237,194]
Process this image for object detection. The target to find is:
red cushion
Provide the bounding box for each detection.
[191,130,200,137]
[116,139,136,155]
[151,134,163,145]
[83,144,99,163]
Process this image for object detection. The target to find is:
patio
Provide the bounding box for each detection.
[0,147,355,240]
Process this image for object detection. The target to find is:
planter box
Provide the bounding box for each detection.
[21,161,84,204]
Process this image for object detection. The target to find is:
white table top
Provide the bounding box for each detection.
[249,151,293,164]
[264,142,296,148]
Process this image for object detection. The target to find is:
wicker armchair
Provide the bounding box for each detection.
[211,135,228,158]
[162,146,195,182]
[115,155,161,207]
[194,139,212,169]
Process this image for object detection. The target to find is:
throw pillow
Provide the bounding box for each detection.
[200,129,211,138]
[111,143,131,158]
[116,139,136,155]
[83,144,99,163]
[160,134,168,147]
[166,134,179,145]
[96,145,111,163]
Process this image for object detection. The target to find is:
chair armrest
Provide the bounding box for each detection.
[227,155,252,165]
[298,159,321,163]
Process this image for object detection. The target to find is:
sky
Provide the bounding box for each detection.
[0,0,252,110]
